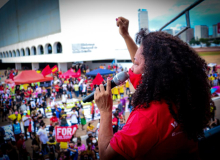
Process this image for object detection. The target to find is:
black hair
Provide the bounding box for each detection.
[133,29,211,141]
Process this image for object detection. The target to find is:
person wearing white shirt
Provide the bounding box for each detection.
[37,123,48,155]
[62,91,68,107]
[36,86,42,96]
[70,107,78,125]
[62,83,67,91]
[20,100,27,114]
[22,111,30,140]
[50,98,56,114]
[82,82,87,97]
[79,78,84,86]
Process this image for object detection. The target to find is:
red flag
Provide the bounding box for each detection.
[41,65,51,77]
[76,69,81,77]
[51,65,58,73]
[93,73,104,85]
[218,23,220,34]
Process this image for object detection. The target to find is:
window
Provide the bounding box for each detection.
[9,51,12,57]
[3,52,5,58]
[21,49,25,56]
[37,45,44,55]
[0,52,2,58]
[31,46,37,55]
[13,50,16,57]
[16,49,20,56]
[45,43,52,54]
[53,42,62,53]
[26,48,30,56]
[6,51,8,57]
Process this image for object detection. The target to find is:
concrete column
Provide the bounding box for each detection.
[15,63,22,70]
[58,63,67,72]
[32,63,39,70]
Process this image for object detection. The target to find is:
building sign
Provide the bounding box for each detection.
[72,43,97,53]
[218,23,220,34]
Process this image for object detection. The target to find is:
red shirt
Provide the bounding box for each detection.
[50,117,58,124]
[55,85,59,92]
[0,86,4,91]
[112,117,118,125]
[110,101,198,160]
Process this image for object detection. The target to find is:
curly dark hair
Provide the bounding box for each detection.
[132,29,211,141]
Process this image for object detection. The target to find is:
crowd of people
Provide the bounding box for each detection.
[0,64,131,160]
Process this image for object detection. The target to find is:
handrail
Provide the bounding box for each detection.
[159,0,204,37]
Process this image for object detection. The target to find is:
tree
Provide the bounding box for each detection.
[213,39,220,46]
[206,42,211,47]
[189,38,196,45]
[199,38,208,44]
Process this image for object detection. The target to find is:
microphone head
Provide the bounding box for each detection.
[113,72,129,85]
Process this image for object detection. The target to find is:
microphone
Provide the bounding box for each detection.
[82,71,129,103]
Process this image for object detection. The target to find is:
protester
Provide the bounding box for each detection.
[62,91,68,108]
[91,101,95,121]
[73,83,79,98]
[75,137,86,152]
[93,17,212,159]
[60,108,68,126]
[79,106,86,130]
[68,141,78,160]
[87,122,95,135]
[70,107,78,126]
[50,97,56,114]
[12,118,22,142]
[112,113,119,134]
[125,80,130,95]
[37,123,48,156]
[20,100,27,114]
[67,83,72,99]
[210,100,216,121]
[31,132,40,160]
[50,113,59,126]
[93,142,100,160]
[22,111,31,140]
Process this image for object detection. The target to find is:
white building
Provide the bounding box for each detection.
[163,29,174,36]
[195,25,209,40]
[0,0,132,71]
[138,9,149,31]
[179,28,194,43]
[213,24,220,38]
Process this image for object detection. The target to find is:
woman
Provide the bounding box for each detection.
[74,137,86,152]
[112,113,118,134]
[31,132,40,160]
[79,106,86,130]
[13,118,22,142]
[94,17,211,160]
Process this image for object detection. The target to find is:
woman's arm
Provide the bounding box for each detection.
[117,17,138,63]
[94,80,125,160]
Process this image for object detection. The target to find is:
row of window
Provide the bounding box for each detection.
[0,42,62,58]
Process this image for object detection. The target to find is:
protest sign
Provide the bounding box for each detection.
[55,125,77,142]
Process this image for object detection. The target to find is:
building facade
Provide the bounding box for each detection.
[195,25,209,40]
[163,29,174,36]
[213,24,220,38]
[138,9,149,31]
[0,0,132,71]
[179,28,194,43]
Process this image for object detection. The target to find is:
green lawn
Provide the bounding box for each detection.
[198,51,220,56]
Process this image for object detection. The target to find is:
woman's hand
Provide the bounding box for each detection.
[94,79,113,113]
[116,17,129,38]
